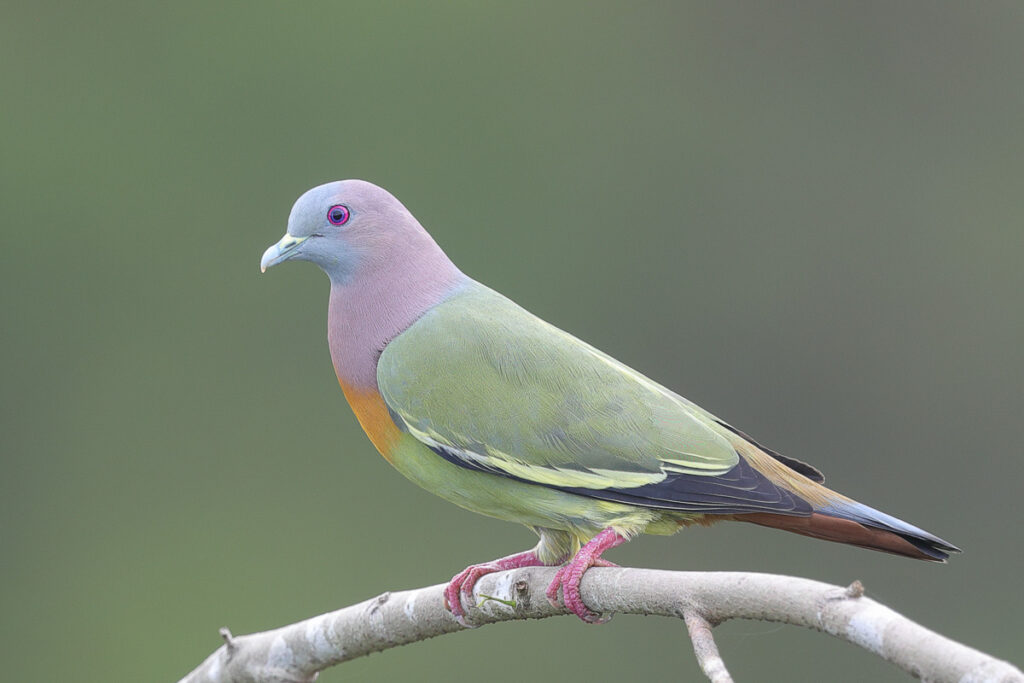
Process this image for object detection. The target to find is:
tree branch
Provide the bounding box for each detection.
[177,568,1022,683]
[683,608,733,683]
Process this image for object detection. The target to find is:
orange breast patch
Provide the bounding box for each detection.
[338,381,403,462]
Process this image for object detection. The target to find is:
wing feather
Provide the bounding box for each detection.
[379,282,810,516]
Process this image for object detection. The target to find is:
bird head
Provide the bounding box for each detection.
[260,179,428,284]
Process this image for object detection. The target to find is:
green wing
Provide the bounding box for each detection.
[378,281,812,515]
[378,282,739,487]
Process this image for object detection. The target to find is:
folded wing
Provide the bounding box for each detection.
[378,283,811,516]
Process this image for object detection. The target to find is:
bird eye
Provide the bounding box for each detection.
[327,204,350,226]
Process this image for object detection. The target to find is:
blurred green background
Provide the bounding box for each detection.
[3,2,1022,681]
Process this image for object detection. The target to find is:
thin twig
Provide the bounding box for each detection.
[683,609,733,683]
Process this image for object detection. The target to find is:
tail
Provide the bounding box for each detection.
[740,499,961,562]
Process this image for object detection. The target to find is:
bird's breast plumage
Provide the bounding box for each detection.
[337,380,403,462]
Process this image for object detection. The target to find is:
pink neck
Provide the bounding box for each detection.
[327,243,464,390]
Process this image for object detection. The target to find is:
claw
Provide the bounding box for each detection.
[544,528,626,623]
[545,565,567,607]
[443,550,547,624]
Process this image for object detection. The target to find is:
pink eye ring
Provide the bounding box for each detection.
[327,204,350,226]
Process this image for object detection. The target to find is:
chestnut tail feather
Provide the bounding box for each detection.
[738,511,959,562]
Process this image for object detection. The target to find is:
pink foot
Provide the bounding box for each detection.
[444,550,547,626]
[545,528,626,623]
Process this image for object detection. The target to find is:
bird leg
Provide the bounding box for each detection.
[545,527,626,623]
[444,549,550,625]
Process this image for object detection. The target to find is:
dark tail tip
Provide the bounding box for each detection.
[739,509,960,562]
[816,500,961,561]
[897,531,961,562]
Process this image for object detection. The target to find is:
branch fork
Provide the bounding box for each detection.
[178,568,1023,683]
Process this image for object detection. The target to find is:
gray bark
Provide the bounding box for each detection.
[178,568,1022,683]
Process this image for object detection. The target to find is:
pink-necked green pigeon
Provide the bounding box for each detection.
[261,180,959,624]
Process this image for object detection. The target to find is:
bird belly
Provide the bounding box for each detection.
[390,430,668,537]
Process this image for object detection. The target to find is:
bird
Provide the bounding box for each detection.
[261,179,960,624]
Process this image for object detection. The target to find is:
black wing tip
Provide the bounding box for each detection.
[768,452,825,483]
[713,419,825,483]
[430,441,815,516]
[556,456,814,516]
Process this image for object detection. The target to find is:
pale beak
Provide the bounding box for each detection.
[260,233,309,273]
